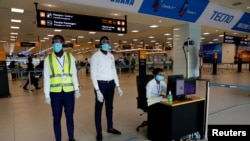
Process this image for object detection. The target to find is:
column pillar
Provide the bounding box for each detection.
[172,23,201,78]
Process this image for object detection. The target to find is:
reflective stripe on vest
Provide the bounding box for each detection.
[47,52,74,92]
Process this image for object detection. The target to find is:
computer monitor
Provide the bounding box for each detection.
[166,74,184,97]
[175,78,196,101]
[184,78,196,95]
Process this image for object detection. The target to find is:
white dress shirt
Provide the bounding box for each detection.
[146,78,167,99]
[90,50,120,90]
[43,52,79,98]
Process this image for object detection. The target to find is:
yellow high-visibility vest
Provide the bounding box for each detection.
[46,52,74,92]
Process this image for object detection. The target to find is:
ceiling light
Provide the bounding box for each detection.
[10,36,17,38]
[173,28,180,31]
[40,40,45,42]
[164,33,171,36]
[78,36,84,38]
[11,8,24,13]
[132,39,138,41]
[10,32,18,35]
[43,37,49,40]
[48,34,54,37]
[167,38,172,40]
[0,41,7,42]
[201,37,205,40]
[10,39,16,41]
[213,39,218,41]
[209,42,214,44]
[11,26,20,29]
[54,29,62,32]
[218,34,224,37]
[131,30,139,33]
[11,19,21,23]
[149,25,158,28]
[89,32,96,34]
[117,34,124,36]
[203,32,210,35]
[148,36,154,38]
[71,39,76,41]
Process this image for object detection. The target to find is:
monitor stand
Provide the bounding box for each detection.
[175,95,192,101]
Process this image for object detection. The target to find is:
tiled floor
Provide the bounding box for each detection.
[1,68,250,141]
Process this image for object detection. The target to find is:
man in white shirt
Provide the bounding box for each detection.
[146,68,167,105]
[90,36,123,141]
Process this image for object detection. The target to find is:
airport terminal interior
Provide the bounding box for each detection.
[0,0,250,141]
[0,66,250,141]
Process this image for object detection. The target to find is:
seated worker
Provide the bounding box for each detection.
[146,68,167,106]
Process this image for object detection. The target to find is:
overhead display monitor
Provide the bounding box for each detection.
[36,9,127,33]
[223,35,248,46]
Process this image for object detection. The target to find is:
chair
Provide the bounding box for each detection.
[136,75,154,131]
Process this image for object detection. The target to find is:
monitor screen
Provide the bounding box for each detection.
[166,74,184,96]
[176,79,185,96]
[184,78,196,95]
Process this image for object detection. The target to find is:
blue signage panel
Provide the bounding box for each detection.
[138,0,209,22]
[202,43,222,63]
[231,12,250,33]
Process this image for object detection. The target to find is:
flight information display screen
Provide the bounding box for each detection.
[36,9,127,33]
[223,35,248,46]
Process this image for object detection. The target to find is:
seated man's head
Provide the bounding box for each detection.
[152,68,164,82]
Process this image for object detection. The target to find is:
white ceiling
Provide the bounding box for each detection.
[0,0,249,55]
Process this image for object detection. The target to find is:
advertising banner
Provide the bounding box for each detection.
[138,0,209,22]
[196,2,244,31]
[62,0,143,13]
[232,12,250,33]
[202,43,222,63]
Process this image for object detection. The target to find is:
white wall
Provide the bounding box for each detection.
[222,43,235,63]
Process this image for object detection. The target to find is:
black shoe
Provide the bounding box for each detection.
[107,128,121,135]
[23,87,28,90]
[96,133,102,141]
[68,139,76,141]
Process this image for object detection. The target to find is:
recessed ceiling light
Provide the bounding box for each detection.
[149,25,158,28]
[48,35,54,37]
[117,34,124,36]
[209,42,214,44]
[11,19,21,23]
[213,39,218,41]
[218,34,224,37]
[203,32,210,35]
[78,36,84,38]
[148,36,154,38]
[10,32,18,35]
[173,28,180,31]
[43,37,49,40]
[131,30,139,33]
[54,29,62,32]
[10,26,20,29]
[201,37,205,40]
[164,33,171,36]
[89,32,96,34]
[11,8,24,13]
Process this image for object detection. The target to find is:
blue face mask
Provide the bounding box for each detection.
[53,43,63,53]
[155,75,164,82]
[101,43,111,51]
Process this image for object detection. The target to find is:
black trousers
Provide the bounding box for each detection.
[94,80,115,134]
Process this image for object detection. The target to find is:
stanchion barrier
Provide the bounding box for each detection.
[203,81,250,139]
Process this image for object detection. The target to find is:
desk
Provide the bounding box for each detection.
[147,96,205,141]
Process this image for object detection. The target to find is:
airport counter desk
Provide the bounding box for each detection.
[147,96,205,141]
